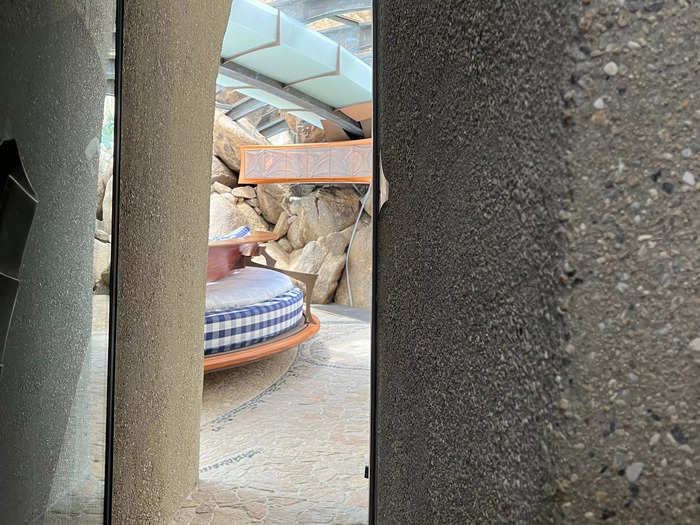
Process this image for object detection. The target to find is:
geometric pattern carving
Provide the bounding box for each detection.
[239,138,371,184]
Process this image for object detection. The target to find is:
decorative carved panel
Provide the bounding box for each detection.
[239,138,372,184]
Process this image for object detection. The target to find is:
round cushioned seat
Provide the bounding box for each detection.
[204,287,304,356]
[205,266,294,311]
[204,267,305,356]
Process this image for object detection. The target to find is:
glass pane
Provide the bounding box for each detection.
[0,2,116,523]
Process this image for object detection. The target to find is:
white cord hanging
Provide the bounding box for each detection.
[346,183,372,307]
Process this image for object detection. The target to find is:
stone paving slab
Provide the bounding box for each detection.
[173,307,370,524]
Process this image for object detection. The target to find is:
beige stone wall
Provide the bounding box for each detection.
[113,2,231,523]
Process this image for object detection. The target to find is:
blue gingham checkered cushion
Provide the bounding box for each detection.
[209,225,251,242]
[204,287,304,355]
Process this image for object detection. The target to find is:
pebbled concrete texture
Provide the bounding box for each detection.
[113,1,231,523]
[375,1,569,522]
[376,1,699,523]
[554,2,700,523]
[0,3,112,523]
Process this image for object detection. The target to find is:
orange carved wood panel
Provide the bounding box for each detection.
[239,138,372,184]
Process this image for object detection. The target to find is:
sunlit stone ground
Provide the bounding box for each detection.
[173,305,371,525]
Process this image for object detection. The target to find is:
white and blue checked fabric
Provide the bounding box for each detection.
[204,287,304,355]
[209,225,251,241]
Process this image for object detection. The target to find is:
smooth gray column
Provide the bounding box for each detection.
[113,2,230,522]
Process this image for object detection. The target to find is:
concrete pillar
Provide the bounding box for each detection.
[0,3,113,523]
[113,2,230,522]
[374,2,569,521]
[375,1,699,522]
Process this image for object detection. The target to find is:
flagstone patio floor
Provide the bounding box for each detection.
[172,305,371,525]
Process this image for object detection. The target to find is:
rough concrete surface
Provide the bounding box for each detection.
[555,2,700,523]
[375,1,569,522]
[0,3,111,522]
[113,2,231,523]
[376,0,699,523]
[202,347,297,413]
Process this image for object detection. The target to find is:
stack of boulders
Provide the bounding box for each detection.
[93,96,114,295]
[92,97,373,309]
[209,106,372,308]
